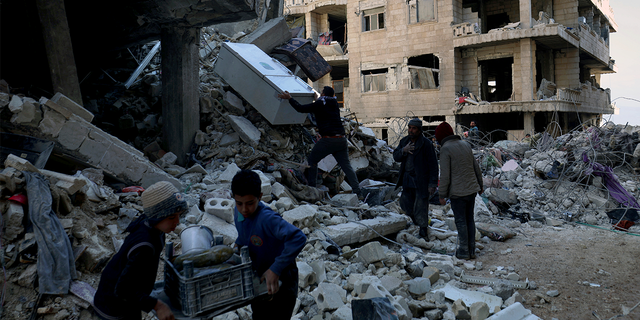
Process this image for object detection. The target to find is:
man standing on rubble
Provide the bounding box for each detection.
[277,87,362,198]
[394,118,439,239]
[435,122,483,260]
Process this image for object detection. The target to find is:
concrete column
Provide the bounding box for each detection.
[320,13,330,34]
[520,39,535,101]
[524,112,535,135]
[519,0,533,28]
[161,27,200,166]
[36,0,82,104]
[305,12,319,40]
[592,14,601,35]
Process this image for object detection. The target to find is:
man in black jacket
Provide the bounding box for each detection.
[277,86,361,197]
[393,118,439,238]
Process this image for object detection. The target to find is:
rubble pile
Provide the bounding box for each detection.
[2,25,640,320]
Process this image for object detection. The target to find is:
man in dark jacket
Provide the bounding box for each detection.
[393,118,439,238]
[277,87,361,197]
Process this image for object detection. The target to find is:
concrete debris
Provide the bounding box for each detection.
[0,15,636,320]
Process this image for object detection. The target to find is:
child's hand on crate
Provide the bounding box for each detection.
[261,269,280,295]
[154,300,175,320]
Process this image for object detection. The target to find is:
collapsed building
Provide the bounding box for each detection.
[285,0,618,144]
[1,0,639,320]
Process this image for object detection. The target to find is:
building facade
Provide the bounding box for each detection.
[285,0,617,144]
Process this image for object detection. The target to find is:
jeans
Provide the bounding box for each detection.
[307,137,360,194]
[450,193,477,257]
[399,187,430,230]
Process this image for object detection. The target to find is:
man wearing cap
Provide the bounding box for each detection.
[94,181,187,320]
[435,122,483,260]
[277,87,361,197]
[393,118,439,238]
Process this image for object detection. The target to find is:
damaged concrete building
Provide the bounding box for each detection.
[285,0,618,142]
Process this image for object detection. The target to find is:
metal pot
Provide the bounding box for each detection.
[180,225,214,255]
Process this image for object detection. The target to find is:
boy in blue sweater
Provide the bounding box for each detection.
[232,170,307,320]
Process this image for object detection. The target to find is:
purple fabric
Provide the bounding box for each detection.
[583,153,640,209]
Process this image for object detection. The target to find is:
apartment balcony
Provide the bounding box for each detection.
[453,23,579,50]
[577,22,616,73]
[316,42,349,67]
[456,81,615,115]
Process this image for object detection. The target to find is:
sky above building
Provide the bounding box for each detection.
[601,0,640,126]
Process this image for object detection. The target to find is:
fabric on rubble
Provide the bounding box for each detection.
[23,171,77,294]
[582,153,640,209]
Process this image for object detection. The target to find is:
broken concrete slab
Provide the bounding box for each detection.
[218,163,241,182]
[5,154,40,173]
[240,17,292,54]
[470,301,490,320]
[404,277,431,296]
[435,283,503,312]
[323,213,408,246]
[331,193,358,207]
[485,302,541,320]
[40,169,87,195]
[452,299,471,319]
[219,132,240,147]
[227,114,260,146]
[51,92,94,122]
[4,202,25,242]
[357,241,386,265]
[222,91,245,115]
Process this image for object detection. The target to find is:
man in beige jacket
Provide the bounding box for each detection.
[436,122,483,259]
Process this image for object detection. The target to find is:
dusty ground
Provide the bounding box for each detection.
[470,222,640,319]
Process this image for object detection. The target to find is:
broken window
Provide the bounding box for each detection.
[332,80,344,108]
[408,54,440,89]
[362,68,387,92]
[363,8,385,32]
[478,57,513,102]
[408,0,436,24]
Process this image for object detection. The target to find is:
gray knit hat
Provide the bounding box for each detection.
[142,181,188,220]
[408,118,423,129]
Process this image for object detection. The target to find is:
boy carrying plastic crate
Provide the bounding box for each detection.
[232,170,307,319]
[94,181,187,320]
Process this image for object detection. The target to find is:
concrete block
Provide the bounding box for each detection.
[485,302,540,320]
[380,275,403,295]
[223,91,246,115]
[331,305,353,320]
[185,204,204,224]
[283,204,317,229]
[4,202,25,241]
[40,169,87,195]
[354,276,383,296]
[504,292,524,307]
[58,119,89,151]
[453,299,471,319]
[10,98,37,125]
[470,301,490,320]
[311,282,346,312]
[422,266,440,284]
[220,133,240,147]
[331,193,359,207]
[310,260,327,284]
[51,92,94,122]
[204,198,235,223]
[39,104,67,137]
[240,16,292,53]
[99,143,147,183]
[358,241,386,265]
[297,261,317,287]
[199,212,238,246]
[492,279,514,300]
[139,166,183,190]
[218,163,241,182]
[4,154,40,173]
[393,296,412,320]
[404,277,431,296]
[8,95,23,113]
[272,182,288,199]
[253,170,272,196]
[155,152,178,168]
[275,197,294,211]
[323,213,408,246]
[227,114,261,146]
[80,234,115,271]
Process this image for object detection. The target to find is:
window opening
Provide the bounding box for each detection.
[363,8,385,31]
[362,68,387,92]
[408,54,440,89]
[408,0,436,24]
[479,57,513,102]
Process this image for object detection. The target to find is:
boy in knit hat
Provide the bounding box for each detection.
[435,122,483,259]
[231,170,307,320]
[94,181,187,320]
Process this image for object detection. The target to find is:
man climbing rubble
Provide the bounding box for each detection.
[393,118,439,239]
[277,87,362,198]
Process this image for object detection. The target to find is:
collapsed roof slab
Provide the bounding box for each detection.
[455,100,615,115]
